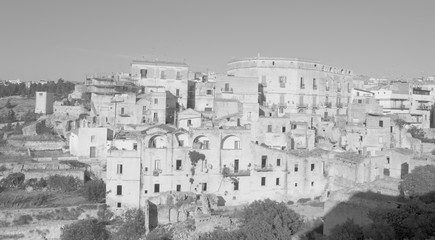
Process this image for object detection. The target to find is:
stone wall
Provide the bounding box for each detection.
[7,139,66,151]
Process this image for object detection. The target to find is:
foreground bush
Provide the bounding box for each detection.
[0,172,25,190]
[111,209,146,240]
[0,192,51,208]
[200,199,303,240]
[82,179,106,202]
[61,218,109,240]
[46,175,82,192]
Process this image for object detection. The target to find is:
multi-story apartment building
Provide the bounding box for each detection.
[226,57,355,119]
[106,124,329,212]
[131,60,189,109]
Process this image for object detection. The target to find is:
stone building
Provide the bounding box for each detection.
[226,56,355,118]
[69,126,113,159]
[131,60,189,109]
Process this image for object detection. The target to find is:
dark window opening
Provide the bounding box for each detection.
[116,185,122,195]
[261,177,266,186]
[176,184,181,192]
[234,182,239,191]
[176,160,182,170]
[154,184,160,193]
[117,202,122,208]
[311,164,315,171]
[277,159,281,166]
[276,178,280,186]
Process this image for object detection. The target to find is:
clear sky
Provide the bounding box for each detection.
[0,0,434,82]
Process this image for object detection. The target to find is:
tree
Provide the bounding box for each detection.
[241,199,303,240]
[82,179,106,202]
[61,219,109,240]
[328,219,364,240]
[111,209,146,240]
[399,165,435,197]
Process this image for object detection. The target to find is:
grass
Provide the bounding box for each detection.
[0,96,35,120]
[0,191,52,208]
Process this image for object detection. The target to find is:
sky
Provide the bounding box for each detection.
[0,0,434,82]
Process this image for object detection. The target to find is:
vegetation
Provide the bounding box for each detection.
[111,209,146,240]
[0,192,52,208]
[59,160,88,169]
[399,165,435,197]
[0,172,25,192]
[82,179,106,203]
[13,215,33,225]
[60,218,109,240]
[200,199,303,240]
[0,79,75,99]
[46,175,82,192]
[408,126,435,143]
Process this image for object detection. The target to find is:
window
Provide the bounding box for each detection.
[311,181,314,187]
[206,90,212,95]
[153,113,158,121]
[360,136,363,141]
[140,69,148,78]
[261,177,266,186]
[276,178,280,186]
[202,183,207,191]
[234,140,241,149]
[234,181,239,191]
[187,120,192,125]
[117,164,123,174]
[282,127,286,132]
[313,78,317,90]
[160,71,166,79]
[383,168,390,176]
[295,183,298,187]
[261,156,267,168]
[91,135,96,143]
[224,83,230,92]
[117,202,122,208]
[154,184,160,193]
[311,164,315,171]
[390,126,393,133]
[116,185,122,195]
[121,107,125,115]
[267,125,272,132]
[154,160,161,170]
[176,184,181,192]
[176,89,180,97]
[379,120,384,127]
[154,98,158,104]
[142,106,147,115]
[277,159,281,166]
[294,164,299,172]
[133,143,137,150]
[300,77,305,89]
[386,157,390,164]
[176,160,182,170]
[234,159,239,173]
[178,140,184,147]
[279,76,286,88]
[358,99,363,104]
[176,72,182,80]
[326,81,330,91]
[204,107,212,112]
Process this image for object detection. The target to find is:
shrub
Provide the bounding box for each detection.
[46,175,82,192]
[0,172,25,190]
[111,209,146,240]
[0,192,51,208]
[13,215,33,225]
[60,218,109,240]
[59,160,88,169]
[82,179,105,202]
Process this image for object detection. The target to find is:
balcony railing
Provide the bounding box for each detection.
[222,168,251,177]
[417,105,431,111]
[325,102,332,108]
[297,103,308,108]
[389,105,409,110]
[254,164,274,172]
[313,85,318,90]
[336,103,343,109]
[221,88,233,93]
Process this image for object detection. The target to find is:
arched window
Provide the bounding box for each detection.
[221,135,241,150]
[193,135,210,149]
[176,133,189,147]
[148,135,166,148]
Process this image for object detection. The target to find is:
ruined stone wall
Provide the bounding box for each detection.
[7,139,66,151]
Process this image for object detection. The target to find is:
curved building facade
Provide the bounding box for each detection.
[227,57,356,118]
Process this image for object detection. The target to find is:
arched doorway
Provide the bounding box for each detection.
[401,162,409,179]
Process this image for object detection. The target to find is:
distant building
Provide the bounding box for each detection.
[131,60,189,110]
[35,91,54,114]
[227,57,356,118]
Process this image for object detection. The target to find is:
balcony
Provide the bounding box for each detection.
[388,105,409,110]
[300,84,305,89]
[254,164,274,172]
[222,168,251,177]
[325,102,332,108]
[153,169,162,176]
[417,105,431,111]
[336,103,343,109]
[297,103,308,109]
[313,85,318,90]
[221,88,233,93]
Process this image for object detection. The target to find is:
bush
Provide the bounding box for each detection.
[60,160,88,169]
[0,172,25,190]
[82,179,105,202]
[61,218,109,240]
[111,209,146,240]
[0,192,51,208]
[24,178,47,190]
[46,175,82,192]
[13,215,33,225]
